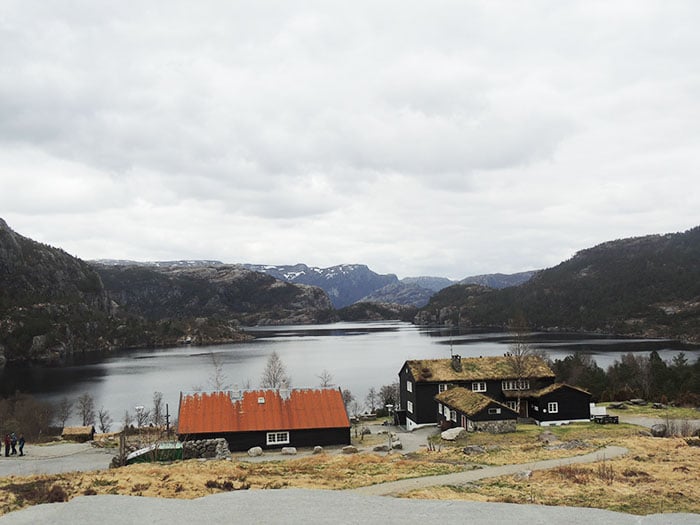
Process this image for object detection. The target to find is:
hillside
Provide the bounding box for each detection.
[416,227,700,342]
[0,220,335,364]
[94,264,334,326]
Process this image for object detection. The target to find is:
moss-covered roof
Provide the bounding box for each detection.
[405,356,554,383]
[530,382,591,398]
[435,387,513,417]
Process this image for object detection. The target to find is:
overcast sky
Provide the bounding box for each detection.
[1,1,699,279]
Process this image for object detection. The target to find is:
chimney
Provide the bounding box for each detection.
[451,354,462,372]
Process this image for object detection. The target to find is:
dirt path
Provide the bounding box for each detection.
[352,445,629,496]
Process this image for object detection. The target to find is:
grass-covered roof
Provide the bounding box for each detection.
[406,355,554,383]
[435,387,514,417]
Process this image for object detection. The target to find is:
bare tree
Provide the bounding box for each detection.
[151,391,164,426]
[122,410,133,430]
[55,397,73,428]
[365,387,379,413]
[260,351,291,389]
[506,315,547,414]
[135,406,151,428]
[378,383,399,407]
[207,353,231,391]
[97,407,113,433]
[317,369,334,388]
[76,393,96,426]
[341,389,354,408]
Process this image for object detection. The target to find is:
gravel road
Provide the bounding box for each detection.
[0,442,114,477]
[0,489,697,525]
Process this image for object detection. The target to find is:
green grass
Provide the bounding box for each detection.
[602,402,700,419]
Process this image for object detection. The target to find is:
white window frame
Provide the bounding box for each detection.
[438,403,443,415]
[266,431,290,446]
[471,382,486,392]
[406,380,413,393]
[506,401,518,411]
[438,383,448,393]
[450,410,457,422]
[488,407,502,415]
[502,380,530,391]
[407,400,413,413]
[547,402,559,414]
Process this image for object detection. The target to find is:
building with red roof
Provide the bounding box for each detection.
[177,388,351,451]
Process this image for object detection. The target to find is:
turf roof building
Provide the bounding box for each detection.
[399,354,590,430]
[177,388,351,452]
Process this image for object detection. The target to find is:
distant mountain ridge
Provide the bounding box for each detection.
[416,227,700,343]
[242,263,399,308]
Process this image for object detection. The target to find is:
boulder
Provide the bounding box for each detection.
[537,431,558,444]
[391,440,403,450]
[462,445,486,455]
[441,427,467,441]
[312,446,324,454]
[650,424,667,437]
[247,446,264,457]
[373,445,390,452]
[513,470,532,481]
[281,447,297,455]
[342,445,359,454]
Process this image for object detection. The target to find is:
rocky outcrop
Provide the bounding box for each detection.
[183,438,231,459]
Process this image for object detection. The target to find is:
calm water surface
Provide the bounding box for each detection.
[1,322,695,425]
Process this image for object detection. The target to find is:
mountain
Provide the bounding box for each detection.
[416,227,700,343]
[0,218,114,363]
[93,259,224,268]
[242,263,398,308]
[93,264,334,326]
[358,282,434,307]
[460,270,536,289]
[401,276,456,292]
[0,220,335,364]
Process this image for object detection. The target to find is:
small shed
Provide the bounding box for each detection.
[62,425,95,442]
[435,387,517,433]
[529,383,592,426]
[177,388,351,451]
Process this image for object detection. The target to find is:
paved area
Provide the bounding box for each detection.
[353,445,629,496]
[0,442,114,477]
[0,489,697,525]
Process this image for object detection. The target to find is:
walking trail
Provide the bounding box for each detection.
[353,445,629,496]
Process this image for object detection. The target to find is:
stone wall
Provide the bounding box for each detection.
[183,438,231,459]
[473,420,516,433]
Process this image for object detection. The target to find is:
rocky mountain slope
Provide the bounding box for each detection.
[0,220,335,364]
[460,270,536,289]
[242,263,398,308]
[94,264,334,326]
[416,227,700,343]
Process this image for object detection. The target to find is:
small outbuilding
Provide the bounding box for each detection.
[177,388,351,452]
[61,425,95,442]
[435,387,517,434]
[529,383,592,426]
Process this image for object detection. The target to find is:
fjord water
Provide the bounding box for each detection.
[0,322,694,425]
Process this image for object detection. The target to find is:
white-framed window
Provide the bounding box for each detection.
[502,380,530,391]
[407,400,413,413]
[438,383,448,393]
[471,382,486,392]
[451,410,457,422]
[406,380,413,393]
[547,402,559,414]
[266,431,290,445]
[506,401,518,411]
[438,403,443,415]
[488,407,502,415]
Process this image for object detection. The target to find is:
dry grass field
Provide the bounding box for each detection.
[1,421,699,517]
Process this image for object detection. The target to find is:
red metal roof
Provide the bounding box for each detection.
[177,388,350,435]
